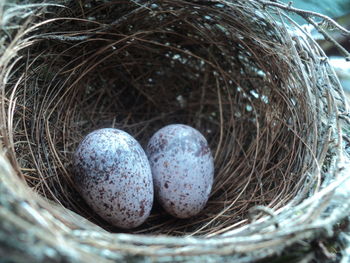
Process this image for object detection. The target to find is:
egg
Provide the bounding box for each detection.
[146,124,214,218]
[73,128,153,229]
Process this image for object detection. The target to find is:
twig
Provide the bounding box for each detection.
[259,0,350,60]
[259,0,350,35]
[305,17,350,61]
[36,34,91,42]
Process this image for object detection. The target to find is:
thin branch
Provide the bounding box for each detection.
[259,0,350,35]
[305,17,350,61]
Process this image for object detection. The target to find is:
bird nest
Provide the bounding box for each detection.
[1,0,350,262]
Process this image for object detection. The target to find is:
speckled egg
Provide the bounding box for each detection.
[73,128,153,229]
[146,124,214,218]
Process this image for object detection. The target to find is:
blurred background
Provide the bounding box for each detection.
[280,0,350,96]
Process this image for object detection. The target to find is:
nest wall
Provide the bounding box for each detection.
[1,0,350,262]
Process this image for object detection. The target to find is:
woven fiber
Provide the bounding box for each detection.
[1,1,350,262]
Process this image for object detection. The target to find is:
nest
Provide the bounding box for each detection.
[1,0,350,262]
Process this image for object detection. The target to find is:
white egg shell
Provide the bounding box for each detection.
[147,124,214,218]
[73,128,153,229]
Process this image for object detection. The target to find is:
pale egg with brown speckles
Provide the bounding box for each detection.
[73,128,153,229]
[147,124,214,218]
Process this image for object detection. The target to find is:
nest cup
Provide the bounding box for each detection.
[1,0,350,261]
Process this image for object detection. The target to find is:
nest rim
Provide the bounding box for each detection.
[1,0,350,262]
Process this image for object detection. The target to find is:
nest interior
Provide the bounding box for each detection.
[0,0,334,237]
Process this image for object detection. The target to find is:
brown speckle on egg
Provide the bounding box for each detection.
[146,124,214,219]
[73,128,153,229]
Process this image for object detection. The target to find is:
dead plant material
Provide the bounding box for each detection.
[0,1,350,262]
